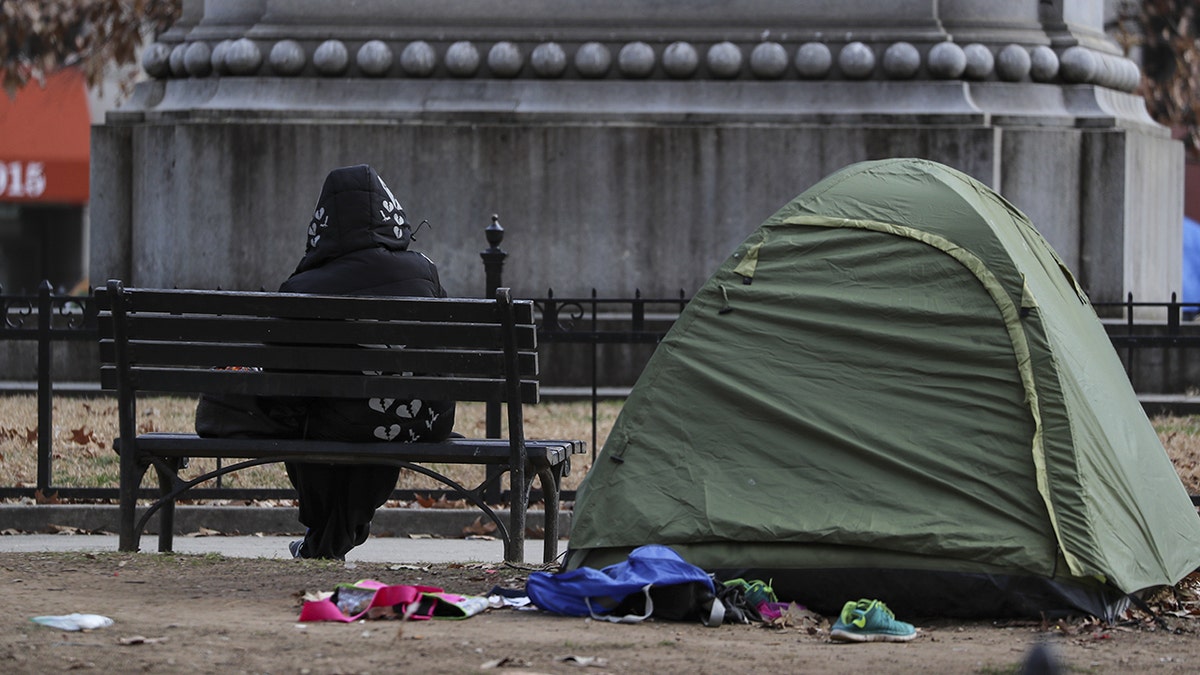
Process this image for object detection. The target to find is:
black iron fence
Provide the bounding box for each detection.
[1,280,98,497]
[3,223,1199,503]
[1094,294,1200,397]
[1095,293,1200,344]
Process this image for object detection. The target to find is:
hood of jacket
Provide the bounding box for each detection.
[292,164,412,275]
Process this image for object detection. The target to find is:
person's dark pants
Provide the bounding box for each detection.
[285,462,400,559]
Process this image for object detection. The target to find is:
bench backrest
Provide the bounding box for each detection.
[94,281,539,405]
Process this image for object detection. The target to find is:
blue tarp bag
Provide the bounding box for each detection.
[525,545,725,625]
[1184,216,1200,320]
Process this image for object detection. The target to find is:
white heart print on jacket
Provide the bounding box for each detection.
[376,174,407,239]
[307,207,328,249]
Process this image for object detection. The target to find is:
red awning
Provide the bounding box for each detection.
[0,68,90,205]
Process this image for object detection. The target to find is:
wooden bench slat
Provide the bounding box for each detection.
[99,341,538,377]
[100,367,540,403]
[131,433,584,466]
[94,287,535,324]
[100,315,537,350]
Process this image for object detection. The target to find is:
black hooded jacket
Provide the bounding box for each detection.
[281,164,445,298]
[280,164,454,442]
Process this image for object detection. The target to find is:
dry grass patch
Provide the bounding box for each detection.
[2,394,1199,498]
[0,395,618,496]
[1156,415,1200,495]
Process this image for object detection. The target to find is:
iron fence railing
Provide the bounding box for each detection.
[534,287,687,456]
[1,280,98,497]
[1093,293,1200,347]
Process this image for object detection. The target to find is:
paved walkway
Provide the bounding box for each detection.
[0,532,561,564]
[0,503,570,564]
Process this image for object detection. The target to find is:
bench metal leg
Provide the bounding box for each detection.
[506,464,527,564]
[117,447,148,552]
[153,458,182,552]
[535,464,563,564]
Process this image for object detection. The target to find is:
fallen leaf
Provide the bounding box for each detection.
[415,494,465,509]
[766,602,826,630]
[69,426,98,445]
[35,489,61,505]
[25,427,37,443]
[462,516,498,537]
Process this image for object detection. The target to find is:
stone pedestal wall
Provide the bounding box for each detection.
[90,0,1181,312]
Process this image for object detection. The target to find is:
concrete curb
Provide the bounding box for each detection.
[1139,394,1200,416]
[0,504,570,539]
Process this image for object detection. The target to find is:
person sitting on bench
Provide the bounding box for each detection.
[196,164,456,560]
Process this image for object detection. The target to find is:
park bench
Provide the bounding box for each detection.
[94,280,585,564]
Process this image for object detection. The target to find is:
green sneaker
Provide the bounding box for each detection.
[722,578,777,606]
[830,599,917,643]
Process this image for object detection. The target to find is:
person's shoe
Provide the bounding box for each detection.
[288,539,306,559]
[830,599,917,643]
[722,578,777,606]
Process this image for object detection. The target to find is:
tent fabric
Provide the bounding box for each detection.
[0,68,90,204]
[566,158,1200,620]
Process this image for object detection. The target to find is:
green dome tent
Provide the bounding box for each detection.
[566,158,1200,620]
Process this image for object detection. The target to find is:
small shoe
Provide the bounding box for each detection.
[288,539,306,559]
[722,578,777,606]
[830,599,917,643]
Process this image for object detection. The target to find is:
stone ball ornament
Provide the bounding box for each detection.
[400,41,437,77]
[996,44,1031,82]
[618,41,656,78]
[530,42,568,78]
[962,43,994,80]
[750,42,789,79]
[210,39,234,75]
[183,41,212,77]
[225,38,264,76]
[169,43,188,77]
[357,40,394,77]
[882,42,920,79]
[269,39,306,76]
[662,41,700,79]
[838,41,875,79]
[927,42,966,80]
[1030,45,1059,83]
[1059,46,1098,84]
[1115,56,1141,91]
[143,42,172,78]
[313,40,350,76]
[707,41,743,78]
[575,42,612,78]
[488,41,525,78]
[795,42,833,79]
[445,41,481,77]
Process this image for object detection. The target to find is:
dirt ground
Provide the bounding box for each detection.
[1,552,1198,674]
